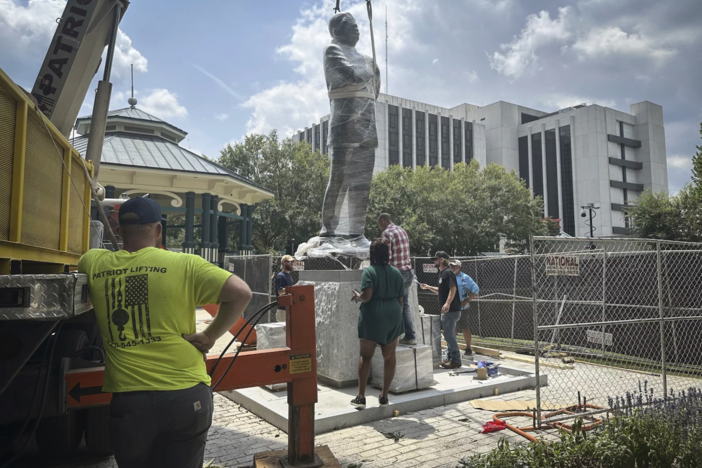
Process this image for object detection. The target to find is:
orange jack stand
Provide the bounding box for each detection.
[64,285,336,468]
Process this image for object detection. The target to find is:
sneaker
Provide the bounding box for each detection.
[464,348,473,357]
[350,396,366,409]
[399,338,417,345]
[379,395,389,407]
[440,360,462,370]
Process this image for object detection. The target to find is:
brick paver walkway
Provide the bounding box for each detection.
[16,387,558,468]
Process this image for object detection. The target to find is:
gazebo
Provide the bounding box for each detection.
[71,99,273,262]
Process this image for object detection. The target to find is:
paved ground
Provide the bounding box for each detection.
[17,387,558,468]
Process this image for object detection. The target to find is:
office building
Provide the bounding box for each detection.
[294,94,668,237]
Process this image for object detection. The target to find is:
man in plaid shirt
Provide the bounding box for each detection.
[378,213,416,345]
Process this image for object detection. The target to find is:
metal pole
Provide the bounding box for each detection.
[601,250,607,358]
[102,4,122,83]
[589,208,594,238]
[511,256,517,347]
[656,241,667,398]
[530,237,542,427]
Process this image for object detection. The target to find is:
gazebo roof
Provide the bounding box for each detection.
[70,132,268,192]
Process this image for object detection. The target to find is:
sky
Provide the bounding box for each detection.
[1,0,700,193]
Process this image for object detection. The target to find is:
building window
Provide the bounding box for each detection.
[545,129,559,220]
[465,122,473,164]
[298,131,304,143]
[559,126,575,236]
[416,111,425,166]
[402,108,412,168]
[518,136,529,188]
[388,105,399,166]
[441,116,450,169]
[322,121,329,154]
[314,124,320,150]
[306,128,312,146]
[531,132,544,211]
[453,120,462,164]
[429,114,438,167]
[521,113,540,124]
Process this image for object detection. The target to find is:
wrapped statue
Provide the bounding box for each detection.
[301,11,380,259]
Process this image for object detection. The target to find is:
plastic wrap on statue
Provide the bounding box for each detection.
[316,12,380,256]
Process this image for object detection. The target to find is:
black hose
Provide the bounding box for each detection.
[211,302,280,392]
[208,301,278,378]
[0,324,63,468]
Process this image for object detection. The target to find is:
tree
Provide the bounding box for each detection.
[692,123,702,197]
[218,132,330,253]
[365,161,546,256]
[543,217,562,236]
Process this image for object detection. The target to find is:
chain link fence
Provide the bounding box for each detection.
[223,255,274,322]
[530,237,702,425]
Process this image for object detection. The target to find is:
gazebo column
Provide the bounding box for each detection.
[239,204,249,254]
[161,215,167,249]
[210,195,219,263]
[218,216,228,263]
[183,192,195,254]
[201,193,211,261]
[246,205,254,252]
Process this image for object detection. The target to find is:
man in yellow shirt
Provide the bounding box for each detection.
[79,197,252,468]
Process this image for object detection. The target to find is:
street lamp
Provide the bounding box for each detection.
[580,203,600,238]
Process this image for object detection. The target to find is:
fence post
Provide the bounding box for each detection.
[475,262,482,337]
[511,256,517,347]
[530,237,542,427]
[601,249,607,358]
[656,240,668,398]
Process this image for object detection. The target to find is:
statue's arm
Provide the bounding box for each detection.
[324,44,356,83]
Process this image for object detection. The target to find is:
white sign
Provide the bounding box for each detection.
[423,264,438,274]
[228,264,235,272]
[293,261,305,271]
[545,255,580,276]
[586,329,613,346]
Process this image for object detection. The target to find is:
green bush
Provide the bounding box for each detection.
[459,387,702,468]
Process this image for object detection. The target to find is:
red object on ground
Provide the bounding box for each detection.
[202,303,257,345]
[482,420,507,433]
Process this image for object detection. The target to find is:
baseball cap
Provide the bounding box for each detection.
[434,251,450,260]
[119,197,162,225]
[449,259,462,267]
[281,255,295,263]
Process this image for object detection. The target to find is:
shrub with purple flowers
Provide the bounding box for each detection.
[458,386,702,468]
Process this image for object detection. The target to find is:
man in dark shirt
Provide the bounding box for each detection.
[420,251,462,369]
[275,255,295,322]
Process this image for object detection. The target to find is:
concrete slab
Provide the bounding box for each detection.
[222,362,546,435]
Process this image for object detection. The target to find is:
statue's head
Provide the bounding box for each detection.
[329,12,359,46]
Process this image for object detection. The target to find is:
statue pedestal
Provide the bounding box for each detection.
[299,269,424,388]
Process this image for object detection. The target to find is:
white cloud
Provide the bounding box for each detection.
[667,155,692,169]
[0,0,146,79]
[432,58,439,65]
[192,64,245,101]
[138,89,187,119]
[572,27,677,63]
[215,113,229,121]
[489,7,571,79]
[540,93,616,110]
[464,70,479,83]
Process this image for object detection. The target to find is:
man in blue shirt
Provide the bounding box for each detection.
[449,260,479,357]
[275,255,295,321]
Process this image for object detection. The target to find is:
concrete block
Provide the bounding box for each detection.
[419,314,441,368]
[371,344,434,394]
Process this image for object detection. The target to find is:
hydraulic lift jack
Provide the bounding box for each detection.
[64,285,338,467]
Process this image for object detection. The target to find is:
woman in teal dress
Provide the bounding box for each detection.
[350,239,405,409]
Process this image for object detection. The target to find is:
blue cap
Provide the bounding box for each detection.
[119,197,162,225]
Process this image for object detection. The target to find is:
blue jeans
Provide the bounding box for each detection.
[400,270,416,340]
[441,311,461,363]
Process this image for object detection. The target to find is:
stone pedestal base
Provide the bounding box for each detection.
[420,314,442,368]
[299,269,422,388]
[255,323,287,391]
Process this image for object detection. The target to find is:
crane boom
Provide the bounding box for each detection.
[31,0,129,138]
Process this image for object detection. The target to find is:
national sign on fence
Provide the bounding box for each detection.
[545,254,580,276]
